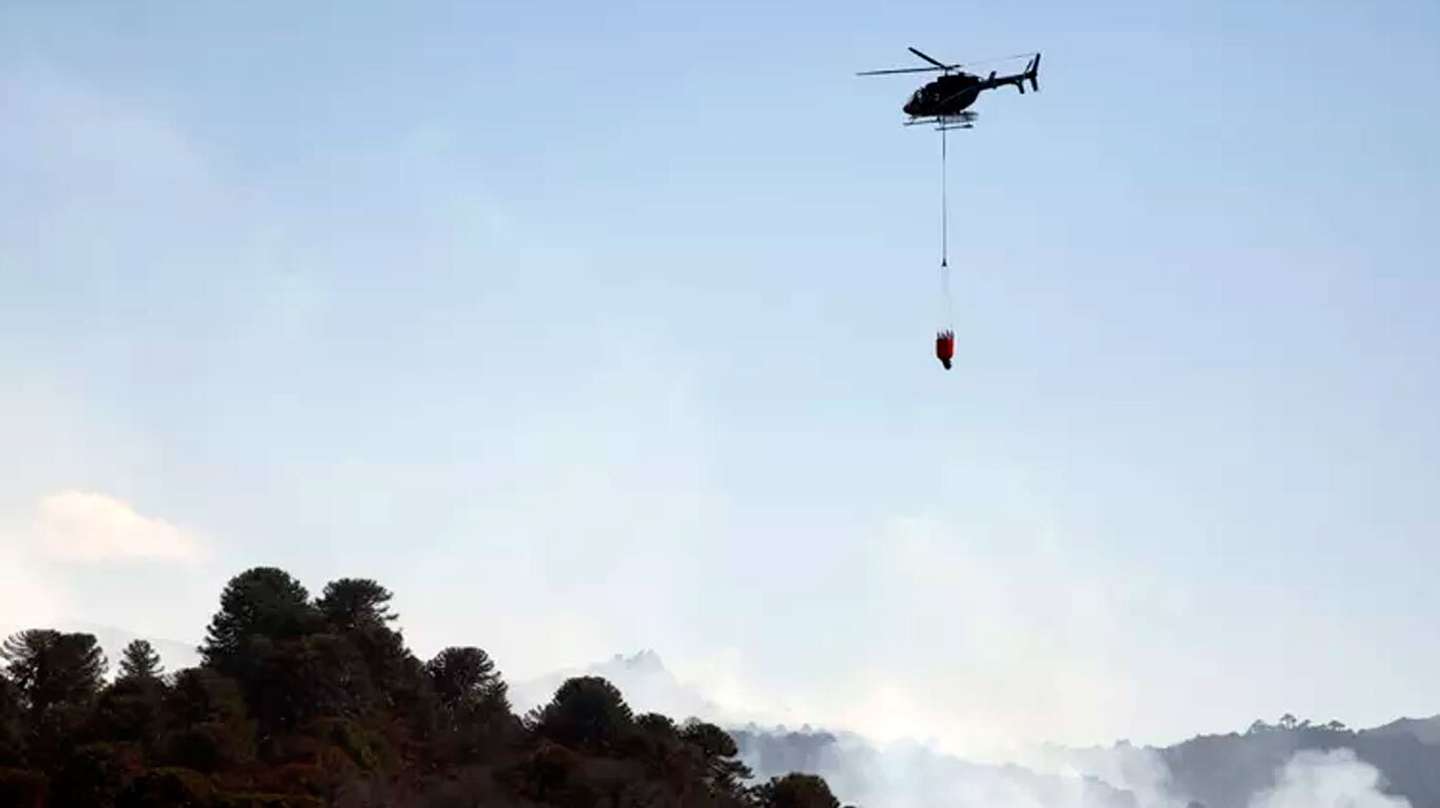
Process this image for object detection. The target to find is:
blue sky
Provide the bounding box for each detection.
[2,0,1438,756]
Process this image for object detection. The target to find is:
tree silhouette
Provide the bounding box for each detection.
[1,630,107,771]
[682,720,753,796]
[636,712,678,736]
[754,772,842,808]
[1,630,107,720]
[117,640,164,682]
[201,567,317,674]
[317,578,397,632]
[423,647,515,763]
[531,676,634,752]
[426,646,508,713]
[315,578,423,721]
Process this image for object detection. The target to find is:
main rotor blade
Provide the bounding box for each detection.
[963,51,1039,68]
[856,50,1038,77]
[908,46,953,69]
[856,66,947,76]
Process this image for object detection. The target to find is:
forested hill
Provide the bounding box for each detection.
[1160,717,1440,808]
[0,567,849,808]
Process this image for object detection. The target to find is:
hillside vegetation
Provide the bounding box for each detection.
[0,567,847,808]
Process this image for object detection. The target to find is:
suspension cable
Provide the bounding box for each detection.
[941,123,948,267]
[940,123,951,327]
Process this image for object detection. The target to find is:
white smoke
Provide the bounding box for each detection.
[738,731,1157,808]
[777,744,1415,808]
[1249,749,1410,808]
[1017,741,1191,808]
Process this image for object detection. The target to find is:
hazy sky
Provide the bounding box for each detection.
[2,0,1438,760]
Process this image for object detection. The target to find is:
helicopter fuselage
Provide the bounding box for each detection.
[903,73,983,117]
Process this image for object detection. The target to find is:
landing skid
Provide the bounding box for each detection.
[904,112,977,130]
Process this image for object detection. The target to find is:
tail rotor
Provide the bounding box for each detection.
[1014,54,1039,94]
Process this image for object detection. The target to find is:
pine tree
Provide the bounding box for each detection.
[117,639,163,681]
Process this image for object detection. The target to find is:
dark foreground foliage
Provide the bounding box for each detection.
[0,568,847,808]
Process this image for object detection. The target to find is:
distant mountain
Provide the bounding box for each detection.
[1156,721,1440,808]
[61,621,202,676]
[529,651,1440,808]
[1367,715,1440,746]
[511,649,724,721]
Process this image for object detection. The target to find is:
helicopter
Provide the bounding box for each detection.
[858,47,1043,370]
[858,47,1040,130]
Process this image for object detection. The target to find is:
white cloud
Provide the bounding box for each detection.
[33,490,205,563]
[1250,749,1410,808]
